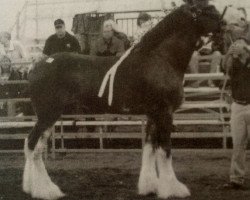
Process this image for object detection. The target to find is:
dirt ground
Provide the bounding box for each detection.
[0,150,250,200]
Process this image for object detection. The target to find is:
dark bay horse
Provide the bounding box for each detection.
[23,1,227,199]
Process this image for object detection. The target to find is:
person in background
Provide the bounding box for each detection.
[0,55,25,117]
[43,19,81,56]
[223,7,248,54]
[161,0,178,15]
[0,31,28,76]
[0,55,22,81]
[103,20,131,50]
[189,34,222,87]
[90,22,125,57]
[133,12,154,44]
[222,9,250,190]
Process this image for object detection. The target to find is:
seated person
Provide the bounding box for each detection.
[189,34,222,87]
[90,22,125,57]
[103,20,131,50]
[0,31,28,77]
[133,12,154,44]
[0,55,22,81]
[0,55,23,116]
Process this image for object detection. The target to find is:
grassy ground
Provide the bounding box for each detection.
[0,150,250,200]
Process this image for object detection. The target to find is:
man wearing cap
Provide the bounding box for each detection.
[43,19,81,56]
[223,9,250,190]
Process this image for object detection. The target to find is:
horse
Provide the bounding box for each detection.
[23,1,234,199]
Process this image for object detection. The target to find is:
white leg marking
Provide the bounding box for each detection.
[23,138,32,194]
[138,144,158,195]
[23,130,65,200]
[156,148,190,199]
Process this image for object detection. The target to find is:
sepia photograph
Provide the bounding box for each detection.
[0,0,250,199]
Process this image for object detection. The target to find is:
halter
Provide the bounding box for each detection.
[190,5,202,21]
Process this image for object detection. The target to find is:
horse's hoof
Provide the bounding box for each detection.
[157,179,190,199]
[31,184,65,200]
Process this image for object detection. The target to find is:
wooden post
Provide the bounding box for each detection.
[51,126,56,159]
[141,119,146,148]
[60,120,64,150]
[7,101,15,117]
[222,125,228,149]
[16,12,21,40]
[35,0,39,39]
[44,136,48,160]
[99,126,104,151]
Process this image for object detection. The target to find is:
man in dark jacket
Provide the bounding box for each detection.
[223,18,250,190]
[90,22,125,57]
[43,19,81,56]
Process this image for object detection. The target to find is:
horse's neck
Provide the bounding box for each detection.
[133,6,190,54]
[157,28,199,72]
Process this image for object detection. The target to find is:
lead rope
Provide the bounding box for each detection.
[98,45,134,106]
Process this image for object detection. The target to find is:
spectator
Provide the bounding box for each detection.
[161,0,178,15]
[223,7,248,54]
[103,19,131,50]
[0,55,22,96]
[0,31,28,76]
[0,55,22,80]
[0,55,26,117]
[133,12,154,44]
[223,14,250,190]
[189,34,222,87]
[43,19,81,56]
[90,22,125,57]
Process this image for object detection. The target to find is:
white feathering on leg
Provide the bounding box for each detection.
[138,144,158,195]
[23,136,65,200]
[156,148,190,199]
[23,138,32,194]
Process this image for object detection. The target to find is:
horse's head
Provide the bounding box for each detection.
[183,0,223,36]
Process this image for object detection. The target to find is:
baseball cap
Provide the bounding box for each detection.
[54,19,65,27]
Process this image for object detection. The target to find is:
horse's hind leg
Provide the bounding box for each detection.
[154,108,190,199]
[23,109,65,200]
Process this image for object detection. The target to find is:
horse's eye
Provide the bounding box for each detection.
[241,17,246,22]
[197,9,202,15]
[232,23,239,27]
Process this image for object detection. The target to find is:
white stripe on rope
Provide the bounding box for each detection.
[98,46,134,106]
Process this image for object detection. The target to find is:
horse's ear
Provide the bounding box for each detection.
[183,0,194,5]
[184,0,209,7]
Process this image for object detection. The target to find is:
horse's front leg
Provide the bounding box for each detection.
[138,117,158,195]
[23,121,64,200]
[154,109,190,199]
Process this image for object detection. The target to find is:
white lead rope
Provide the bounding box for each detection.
[98,45,134,106]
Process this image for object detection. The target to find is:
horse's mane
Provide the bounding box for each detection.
[133,5,191,54]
